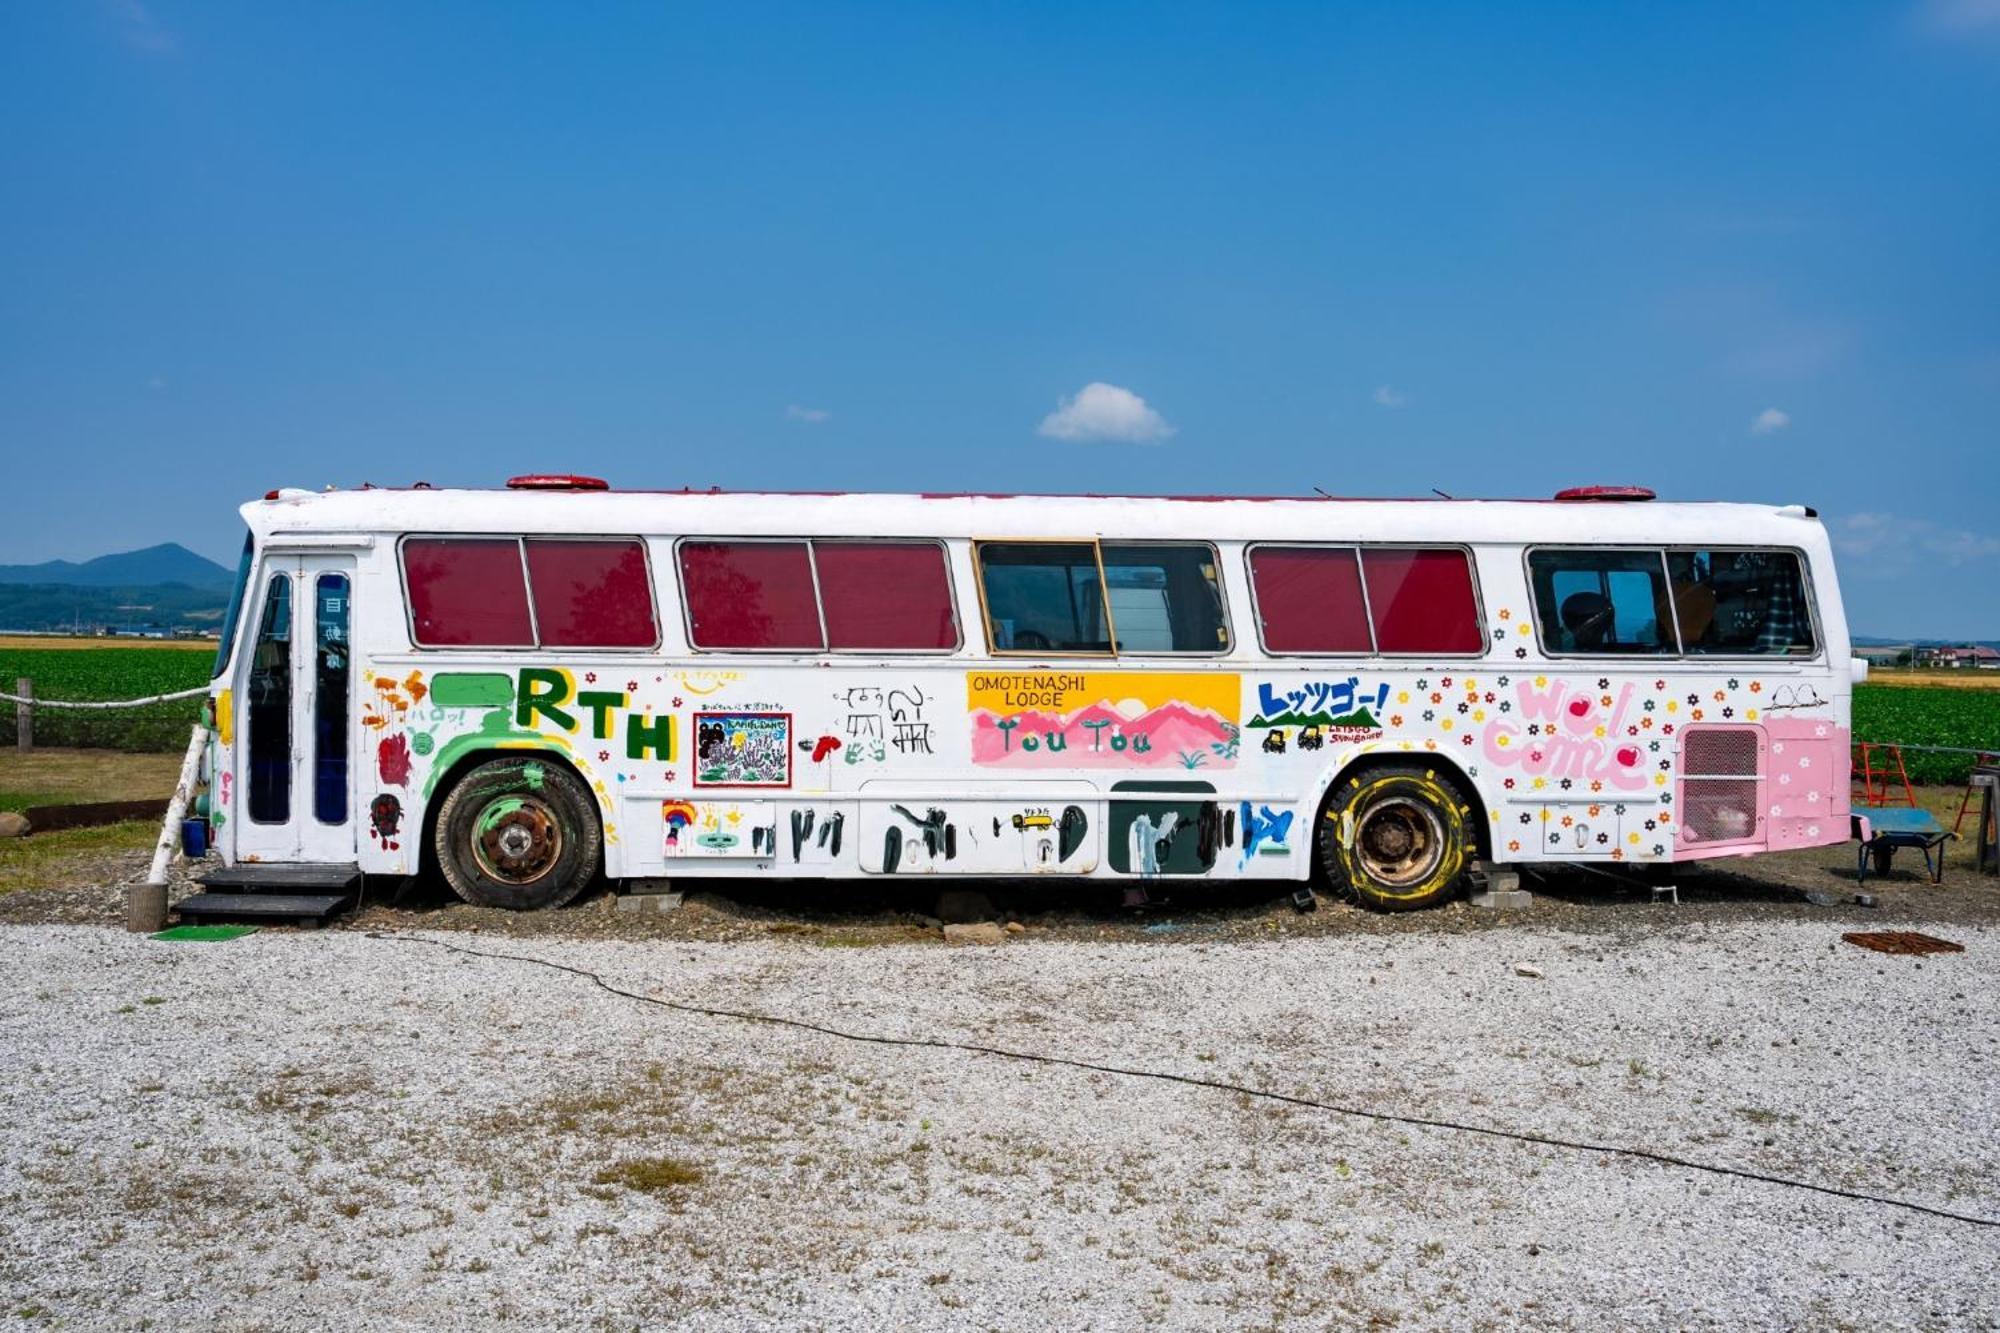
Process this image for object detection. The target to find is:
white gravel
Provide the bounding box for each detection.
[2,919,1996,1330]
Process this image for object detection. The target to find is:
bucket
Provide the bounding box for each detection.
[180,818,209,859]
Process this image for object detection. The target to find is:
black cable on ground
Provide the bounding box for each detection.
[366,930,2000,1231]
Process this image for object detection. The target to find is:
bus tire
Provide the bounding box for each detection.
[1318,764,1473,911]
[433,757,601,911]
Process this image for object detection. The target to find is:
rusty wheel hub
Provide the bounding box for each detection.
[472,797,564,885]
[1356,798,1444,889]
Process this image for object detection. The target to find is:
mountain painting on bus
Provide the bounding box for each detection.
[966,672,1240,769]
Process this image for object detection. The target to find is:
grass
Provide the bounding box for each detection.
[592,1156,706,1194]
[0,635,212,652]
[0,748,182,812]
[0,820,155,894]
[0,752,175,895]
[1862,667,2000,691]
[0,646,212,751]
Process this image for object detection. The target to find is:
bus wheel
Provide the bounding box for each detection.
[1318,765,1473,911]
[433,758,601,911]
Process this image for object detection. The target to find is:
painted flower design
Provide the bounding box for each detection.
[586,672,598,684]
[1722,707,1734,719]
[1515,646,1529,657]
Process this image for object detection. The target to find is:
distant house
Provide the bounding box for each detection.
[1920,644,2000,669]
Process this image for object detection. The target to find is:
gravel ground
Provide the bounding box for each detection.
[3,920,1996,1330]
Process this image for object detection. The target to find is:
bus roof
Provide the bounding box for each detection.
[242,485,1828,549]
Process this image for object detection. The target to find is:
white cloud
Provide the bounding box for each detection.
[105,0,177,55]
[1749,407,1791,435]
[1832,512,2000,569]
[784,405,830,424]
[1916,0,2000,35]
[1037,382,1175,444]
[1372,384,1408,409]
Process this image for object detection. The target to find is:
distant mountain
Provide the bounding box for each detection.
[0,543,234,591]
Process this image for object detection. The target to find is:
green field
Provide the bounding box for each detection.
[1852,682,2000,785]
[0,646,213,751]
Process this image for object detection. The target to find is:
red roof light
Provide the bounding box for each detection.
[1553,485,1655,502]
[507,474,609,492]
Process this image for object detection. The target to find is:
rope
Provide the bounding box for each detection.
[367,931,2000,1231]
[0,686,209,709]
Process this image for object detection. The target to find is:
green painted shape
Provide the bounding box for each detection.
[421,709,567,799]
[152,925,259,942]
[411,731,435,756]
[625,712,675,761]
[477,796,529,832]
[521,762,545,790]
[516,667,577,732]
[430,673,515,708]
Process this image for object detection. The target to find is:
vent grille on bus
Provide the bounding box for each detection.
[1683,728,1760,777]
[1679,727,1763,844]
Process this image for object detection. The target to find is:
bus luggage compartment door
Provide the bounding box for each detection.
[858,784,1099,875]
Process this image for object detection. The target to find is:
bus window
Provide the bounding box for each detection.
[1099,543,1230,653]
[1666,549,1815,656]
[248,574,293,824]
[525,539,658,648]
[313,573,350,824]
[212,533,254,678]
[404,538,535,647]
[1359,548,1483,654]
[1528,549,1675,654]
[815,541,959,651]
[976,543,1113,654]
[1247,546,1372,654]
[679,540,822,650]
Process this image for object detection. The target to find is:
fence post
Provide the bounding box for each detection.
[15,678,29,754]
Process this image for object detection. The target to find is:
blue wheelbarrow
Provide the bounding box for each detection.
[1852,807,1952,885]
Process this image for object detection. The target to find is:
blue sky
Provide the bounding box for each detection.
[2,1,1996,638]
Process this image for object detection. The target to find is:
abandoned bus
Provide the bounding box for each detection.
[190,478,1863,912]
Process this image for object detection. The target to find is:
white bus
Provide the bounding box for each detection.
[189,477,1862,913]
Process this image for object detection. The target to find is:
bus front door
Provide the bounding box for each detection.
[233,555,357,865]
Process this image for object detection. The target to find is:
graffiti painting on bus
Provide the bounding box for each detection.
[1247,678,1389,743]
[967,672,1240,769]
[694,711,793,787]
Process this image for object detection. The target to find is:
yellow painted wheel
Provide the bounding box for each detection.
[1318,765,1473,911]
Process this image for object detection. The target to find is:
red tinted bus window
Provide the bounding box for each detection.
[404,539,534,647]
[1362,548,1482,653]
[814,541,957,650]
[526,539,657,648]
[678,541,822,649]
[1248,547,1371,653]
